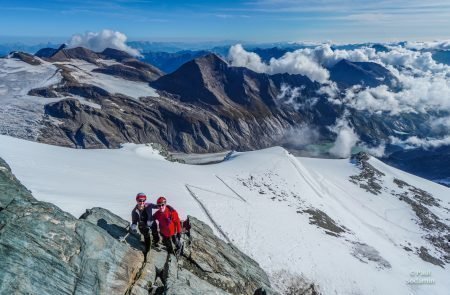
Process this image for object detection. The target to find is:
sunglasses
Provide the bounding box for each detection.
[157,203,166,207]
[137,200,146,203]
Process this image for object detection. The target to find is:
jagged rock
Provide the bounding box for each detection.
[349,152,385,195]
[0,158,144,295]
[80,209,278,294]
[28,86,59,98]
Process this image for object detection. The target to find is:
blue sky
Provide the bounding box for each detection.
[1,0,450,43]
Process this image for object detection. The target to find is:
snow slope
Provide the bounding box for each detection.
[0,135,449,295]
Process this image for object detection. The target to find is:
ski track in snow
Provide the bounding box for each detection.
[0,135,449,295]
[215,174,247,203]
[185,184,232,243]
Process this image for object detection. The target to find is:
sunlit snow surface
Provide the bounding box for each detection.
[0,58,61,139]
[0,135,449,295]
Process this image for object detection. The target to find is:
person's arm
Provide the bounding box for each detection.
[130,209,138,233]
[131,209,138,225]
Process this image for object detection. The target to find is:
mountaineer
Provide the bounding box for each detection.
[152,196,183,254]
[130,193,160,252]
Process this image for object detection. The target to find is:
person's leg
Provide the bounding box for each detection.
[171,234,182,252]
[162,235,174,254]
[151,221,160,246]
[139,227,151,253]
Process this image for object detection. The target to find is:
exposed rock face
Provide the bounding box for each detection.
[10,51,42,65]
[0,159,144,294]
[0,158,277,294]
[50,46,103,64]
[35,54,328,152]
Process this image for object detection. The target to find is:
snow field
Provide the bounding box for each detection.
[0,135,449,294]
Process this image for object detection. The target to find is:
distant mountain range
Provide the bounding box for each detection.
[1,44,449,184]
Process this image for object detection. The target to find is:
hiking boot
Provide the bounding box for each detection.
[152,243,161,250]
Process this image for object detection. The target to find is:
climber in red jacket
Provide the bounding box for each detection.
[152,196,182,254]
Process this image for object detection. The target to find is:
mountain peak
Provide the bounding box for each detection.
[194,53,227,67]
[49,46,100,63]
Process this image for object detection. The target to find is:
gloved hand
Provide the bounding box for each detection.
[146,220,153,228]
[130,224,138,234]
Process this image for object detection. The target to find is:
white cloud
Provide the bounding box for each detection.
[276,84,318,110]
[404,40,450,51]
[280,124,320,148]
[67,29,141,57]
[431,116,450,132]
[361,143,386,157]
[329,116,359,158]
[228,44,330,82]
[229,43,450,117]
[317,82,340,101]
[390,135,450,149]
[344,74,450,115]
[227,44,267,72]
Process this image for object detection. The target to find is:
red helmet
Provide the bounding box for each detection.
[156,196,166,205]
[136,193,147,202]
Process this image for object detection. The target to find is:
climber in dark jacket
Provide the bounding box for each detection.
[130,193,160,252]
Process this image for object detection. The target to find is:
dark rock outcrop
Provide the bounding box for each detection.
[28,86,59,98]
[101,47,133,61]
[49,46,103,64]
[0,159,144,294]
[0,158,277,294]
[10,51,42,65]
[35,44,67,58]
[93,63,162,82]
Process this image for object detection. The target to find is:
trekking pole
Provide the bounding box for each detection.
[119,225,131,243]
